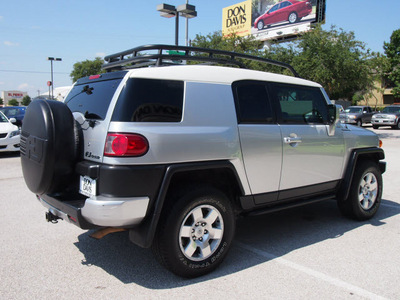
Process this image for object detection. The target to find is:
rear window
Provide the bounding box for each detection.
[112,78,184,122]
[65,78,123,119]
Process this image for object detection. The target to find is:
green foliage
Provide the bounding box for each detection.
[383,28,400,99]
[8,99,19,106]
[292,25,373,100]
[21,95,31,106]
[70,57,105,83]
[191,26,375,101]
[0,97,3,105]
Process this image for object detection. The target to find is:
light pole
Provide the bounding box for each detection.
[157,3,197,46]
[47,57,62,99]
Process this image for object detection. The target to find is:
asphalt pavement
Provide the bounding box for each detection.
[0,125,399,299]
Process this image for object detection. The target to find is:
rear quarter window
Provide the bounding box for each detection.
[112,78,184,122]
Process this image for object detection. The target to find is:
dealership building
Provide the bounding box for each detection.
[1,90,28,106]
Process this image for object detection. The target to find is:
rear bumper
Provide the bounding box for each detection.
[38,194,149,228]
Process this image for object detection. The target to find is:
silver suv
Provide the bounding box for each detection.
[20,45,386,278]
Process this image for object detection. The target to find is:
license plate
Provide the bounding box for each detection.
[79,176,97,197]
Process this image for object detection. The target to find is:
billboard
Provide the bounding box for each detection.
[222,0,326,42]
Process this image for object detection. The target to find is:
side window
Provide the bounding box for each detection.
[112,78,184,122]
[234,81,273,124]
[271,83,328,124]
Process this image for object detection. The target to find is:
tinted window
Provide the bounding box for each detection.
[234,82,273,124]
[65,78,123,119]
[271,83,328,124]
[112,78,184,122]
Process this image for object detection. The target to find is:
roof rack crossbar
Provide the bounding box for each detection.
[102,44,300,77]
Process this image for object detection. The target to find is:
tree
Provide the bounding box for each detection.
[21,95,31,106]
[292,25,374,100]
[0,97,3,106]
[383,28,400,99]
[8,99,19,106]
[70,57,105,82]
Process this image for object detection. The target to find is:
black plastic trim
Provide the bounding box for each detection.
[337,147,386,201]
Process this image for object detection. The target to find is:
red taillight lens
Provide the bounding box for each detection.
[104,133,149,157]
[89,74,101,80]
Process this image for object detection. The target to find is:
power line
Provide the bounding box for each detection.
[0,69,69,75]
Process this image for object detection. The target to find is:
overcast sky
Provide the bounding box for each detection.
[1,0,399,97]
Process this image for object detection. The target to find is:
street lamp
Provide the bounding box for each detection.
[47,57,62,100]
[157,2,197,46]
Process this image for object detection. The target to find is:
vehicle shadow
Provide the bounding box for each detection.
[0,152,20,159]
[74,198,399,288]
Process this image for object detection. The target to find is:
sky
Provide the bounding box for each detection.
[1,0,399,98]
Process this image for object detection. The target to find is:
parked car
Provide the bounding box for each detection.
[21,45,385,278]
[254,0,312,30]
[0,106,26,127]
[371,105,400,129]
[0,111,20,153]
[339,105,375,127]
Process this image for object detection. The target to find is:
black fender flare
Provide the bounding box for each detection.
[337,147,386,201]
[128,160,244,248]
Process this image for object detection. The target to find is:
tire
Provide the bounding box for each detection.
[372,125,379,129]
[356,119,362,127]
[337,161,382,221]
[20,100,80,195]
[288,12,298,23]
[152,186,235,278]
[257,20,264,30]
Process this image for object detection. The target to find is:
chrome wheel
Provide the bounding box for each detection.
[257,20,264,30]
[288,12,298,23]
[358,172,378,210]
[179,204,224,261]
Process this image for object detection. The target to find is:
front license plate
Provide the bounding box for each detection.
[79,176,97,197]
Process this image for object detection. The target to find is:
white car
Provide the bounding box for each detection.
[0,111,20,152]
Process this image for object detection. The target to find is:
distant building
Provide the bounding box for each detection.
[1,90,28,106]
[39,86,72,101]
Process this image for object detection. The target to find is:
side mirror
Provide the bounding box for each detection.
[327,104,338,125]
[9,118,17,124]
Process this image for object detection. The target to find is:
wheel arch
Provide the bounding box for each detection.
[337,147,386,201]
[129,160,245,248]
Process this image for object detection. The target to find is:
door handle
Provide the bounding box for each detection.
[283,136,302,144]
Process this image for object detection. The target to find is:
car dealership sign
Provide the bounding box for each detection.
[222,0,326,42]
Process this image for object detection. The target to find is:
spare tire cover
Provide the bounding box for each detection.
[21,100,77,195]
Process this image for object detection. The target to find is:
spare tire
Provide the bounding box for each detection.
[21,100,79,195]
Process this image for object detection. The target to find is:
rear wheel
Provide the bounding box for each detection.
[152,186,235,278]
[337,161,382,220]
[257,20,264,30]
[288,12,298,23]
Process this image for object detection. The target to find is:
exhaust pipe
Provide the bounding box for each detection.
[45,211,61,223]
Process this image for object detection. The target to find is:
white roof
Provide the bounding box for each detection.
[127,65,322,88]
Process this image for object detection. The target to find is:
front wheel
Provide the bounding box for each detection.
[372,125,379,129]
[152,186,235,278]
[337,161,382,220]
[257,20,264,30]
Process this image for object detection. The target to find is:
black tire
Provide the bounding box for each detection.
[288,12,298,23]
[257,20,264,31]
[20,100,80,195]
[337,161,382,221]
[372,125,379,129]
[152,186,235,278]
[356,119,362,127]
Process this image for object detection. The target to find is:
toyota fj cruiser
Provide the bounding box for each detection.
[21,45,386,278]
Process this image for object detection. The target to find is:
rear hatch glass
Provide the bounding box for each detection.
[65,72,126,119]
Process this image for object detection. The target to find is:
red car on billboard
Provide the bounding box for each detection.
[254,0,312,30]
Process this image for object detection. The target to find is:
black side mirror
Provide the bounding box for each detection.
[327,104,337,125]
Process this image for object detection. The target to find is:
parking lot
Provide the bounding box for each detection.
[0,126,399,299]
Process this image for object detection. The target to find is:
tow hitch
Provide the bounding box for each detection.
[45,211,61,224]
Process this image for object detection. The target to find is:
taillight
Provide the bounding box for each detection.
[104,133,149,157]
[89,74,101,80]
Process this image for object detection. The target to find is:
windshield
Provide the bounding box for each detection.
[0,107,25,117]
[381,106,400,114]
[0,112,8,122]
[65,78,123,120]
[348,107,362,113]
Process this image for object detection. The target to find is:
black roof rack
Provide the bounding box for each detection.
[102,44,300,77]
